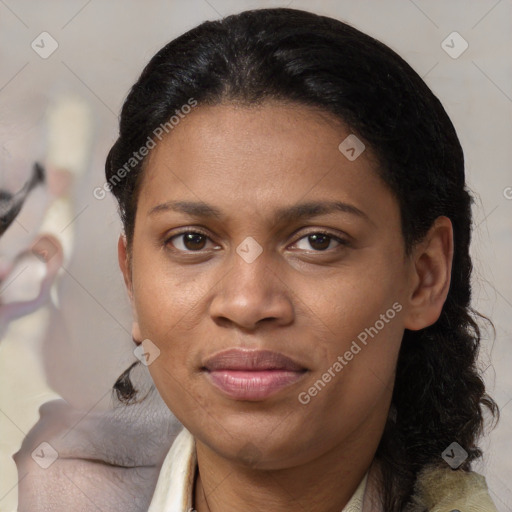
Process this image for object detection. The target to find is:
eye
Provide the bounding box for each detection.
[291,232,348,252]
[165,230,218,252]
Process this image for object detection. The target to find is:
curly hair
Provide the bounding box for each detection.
[106,8,499,510]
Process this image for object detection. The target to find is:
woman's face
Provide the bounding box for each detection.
[121,102,427,469]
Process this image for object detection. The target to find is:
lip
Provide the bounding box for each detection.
[202,348,307,401]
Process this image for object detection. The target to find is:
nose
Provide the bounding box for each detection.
[209,248,294,331]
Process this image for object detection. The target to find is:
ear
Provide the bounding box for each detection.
[118,234,142,343]
[403,216,454,331]
[117,234,132,299]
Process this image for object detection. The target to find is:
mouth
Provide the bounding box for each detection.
[202,348,308,401]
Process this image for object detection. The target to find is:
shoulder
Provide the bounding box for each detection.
[409,464,498,512]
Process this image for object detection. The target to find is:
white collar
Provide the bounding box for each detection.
[148,427,368,512]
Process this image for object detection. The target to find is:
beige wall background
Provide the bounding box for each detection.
[0,0,511,510]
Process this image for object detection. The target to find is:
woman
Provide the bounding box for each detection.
[105,7,499,511]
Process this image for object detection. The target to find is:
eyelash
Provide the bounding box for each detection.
[163,228,350,254]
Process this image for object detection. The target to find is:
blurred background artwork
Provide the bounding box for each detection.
[0,1,511,511]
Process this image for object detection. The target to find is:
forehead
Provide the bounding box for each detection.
[137,101,396,224]
[145,101,357,170]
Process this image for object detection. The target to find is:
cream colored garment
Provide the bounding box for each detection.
[148,427,368,512]
[410,464,499,512]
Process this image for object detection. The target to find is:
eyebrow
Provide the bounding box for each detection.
[148,199,370,225]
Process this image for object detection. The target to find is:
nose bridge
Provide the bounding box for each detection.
[227,238,275,298]
[210,237,293,328]
[229,241,273,296]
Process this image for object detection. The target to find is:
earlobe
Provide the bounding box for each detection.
[403,217,454,331]
[132,321,142,345]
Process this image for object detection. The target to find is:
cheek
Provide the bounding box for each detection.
[130,252,212,416]
[294,302,402,452]
[131,245,204,337]
[292,255,405,410]
[298,252,406,350]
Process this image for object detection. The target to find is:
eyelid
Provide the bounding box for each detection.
[168,227,211,239]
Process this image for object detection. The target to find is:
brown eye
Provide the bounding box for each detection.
[292,232,347,252]
[307,233,331,251]
[166,231,213,252]
[183,232,207,250]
